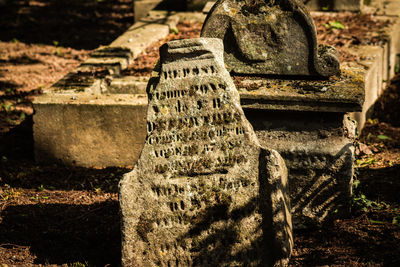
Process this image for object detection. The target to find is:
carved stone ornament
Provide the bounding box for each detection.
[201,0,340,77]
[119,38,293,266]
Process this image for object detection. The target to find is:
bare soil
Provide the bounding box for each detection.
[313,12,393,62]
[1,1,399,266]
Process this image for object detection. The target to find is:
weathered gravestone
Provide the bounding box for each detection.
[119,38,293,266]
[201,0,358,226]
[201,0,340,77]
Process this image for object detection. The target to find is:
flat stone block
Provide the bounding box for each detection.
[134,0,162,22]
[347,45,386,130]
[108,76,148,94]
[110,21,169,59]
[33,93,147,167]
[238,66,365,113]
[81,56,130,75]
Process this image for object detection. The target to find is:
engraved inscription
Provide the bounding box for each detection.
[120,39,292,267]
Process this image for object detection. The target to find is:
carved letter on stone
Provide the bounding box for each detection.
[201,0,340,77]
[119,38,293,266]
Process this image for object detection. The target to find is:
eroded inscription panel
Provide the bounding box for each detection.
[119,38,292,267]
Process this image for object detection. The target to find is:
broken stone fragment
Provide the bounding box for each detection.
[201,0,340,77]
[119,37,292,266]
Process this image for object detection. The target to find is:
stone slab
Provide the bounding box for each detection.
[109,21,169,60]
[343,12,400,130]
[369,0,400,17]
[119,38,292,266]
[387,19,400,79]
[108,76,148,94]
[33,93,147,167]
[74,20,169,75]
[237,67,365,113]
[347,45,385,130]
[83,46,134,75]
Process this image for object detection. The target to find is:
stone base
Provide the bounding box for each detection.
[33,93,147,167]
[244,109,356,226]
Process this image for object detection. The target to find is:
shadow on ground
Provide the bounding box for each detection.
[358,165,400,205]
[0,116,129,193]
[0,0,133,50]
[373,74,400,127]
[292,215,400,266]
[289,158,400,266]
[0,201,121,266]
[0,115,125,266]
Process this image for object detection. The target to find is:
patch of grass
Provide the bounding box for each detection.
[367,118,379,126]
[377,134,391,140]
[356,156,377,167]
[352,193,388,212]
[70,262,89,267]
[352,178,389,213]
[0,101,15,113]
[324,21,346,30]
[392,213,400,226]
[170,26,179,34]
[0,186,21,201]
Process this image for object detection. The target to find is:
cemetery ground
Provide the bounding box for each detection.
[1,0,400,266]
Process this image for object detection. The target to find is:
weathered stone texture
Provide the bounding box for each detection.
[119,38,292,266]
[201,0,340,77]
[33,93,147,167]
[244,109,356,225]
